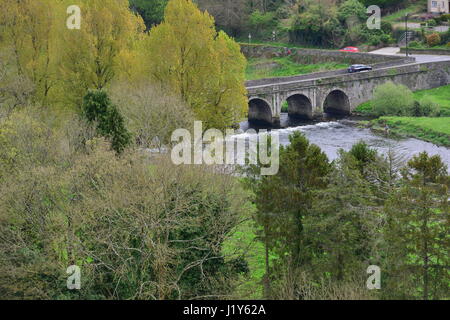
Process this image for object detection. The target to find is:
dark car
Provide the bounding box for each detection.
[348,64,373,73]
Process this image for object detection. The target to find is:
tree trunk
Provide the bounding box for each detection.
[263,224,271,299]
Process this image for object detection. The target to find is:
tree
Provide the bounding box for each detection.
[142,0,247,130]
[0,49,34,117]
[110,81,195,150]
[0,0,61,106]
[82,89,131,154]
[383,152,449,300]
[197,0,249,36]
[306,148,381,282]
[0,108,249,299]
[358,0,408,14]
[338,0,367,23]
[290,2,344,47]
[372,82,414,116]
[249,132,331,297]
[129,0,168,28]
[60,0,145,108]
[249,10,277,39]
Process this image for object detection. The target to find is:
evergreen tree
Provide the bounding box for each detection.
[383,152,449,300]
[82,90,131,154]
[306,149,381,282]
[253,133,331,286]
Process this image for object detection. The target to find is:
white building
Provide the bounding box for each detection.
[428,0,450,14]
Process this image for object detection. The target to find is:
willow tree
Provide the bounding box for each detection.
[59,0,145,108]
[0,0,62,106]
[142,0,247,130]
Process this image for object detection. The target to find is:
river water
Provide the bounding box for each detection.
[236,114,450,168]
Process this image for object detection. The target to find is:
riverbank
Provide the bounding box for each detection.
[355,84,450,146]
[370,117,450,147]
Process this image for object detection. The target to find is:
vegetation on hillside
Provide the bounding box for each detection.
[0,0,448,301]
[358,84,450,117]
[356,83,450,146]
[241,136,449,300]
[246,56,346,80]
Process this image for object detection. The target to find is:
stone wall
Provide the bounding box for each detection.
[243,44,415,87]
[241,44,411,64]
[399,47,450,55]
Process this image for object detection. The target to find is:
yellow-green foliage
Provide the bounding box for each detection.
[0,108,248,299]
[141,0,248,130]
[0,0,145,110]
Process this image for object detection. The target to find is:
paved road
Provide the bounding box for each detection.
[246,48,450,90]
[393,23,449,32]
[370,47,450,63]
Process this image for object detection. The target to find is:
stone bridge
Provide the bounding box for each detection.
[246,59,450,125]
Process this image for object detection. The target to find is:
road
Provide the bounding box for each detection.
[246,47,450,90]
[370,47,450,63]
[392,22,449,33]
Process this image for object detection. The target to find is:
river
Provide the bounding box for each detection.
[236,114,450,168]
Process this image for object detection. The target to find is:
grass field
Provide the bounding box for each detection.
[383,2,426,23]
[413,85,450,116]
[246,56,347,80]
[222,196,278,299]
[357,85,450,146]
[356,84,450,117]
[375,117,450,146]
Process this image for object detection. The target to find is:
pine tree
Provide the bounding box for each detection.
[253,133,331,280]
[82,89,131,154]
[383,152,449,300]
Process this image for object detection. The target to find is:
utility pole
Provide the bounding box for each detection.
[405,13,409,57]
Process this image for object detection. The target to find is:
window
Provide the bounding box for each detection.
[432,1,437,7]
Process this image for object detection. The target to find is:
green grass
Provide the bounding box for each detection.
[356,85,450,146]
[413,85,450,115]
[246,56,347,80]
[356,84,450,117]
[222,198,278,299]
[375,117,450,146]
[384,2,426,23]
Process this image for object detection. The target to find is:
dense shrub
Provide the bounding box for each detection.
[408,40,423,48]
[412,96,441,117]
[436,14,450,23]
[372,82,414,116]
[82,89,131,154]
[380,21,393,35]
[426,33,441,47]
[110,82,195,150]
[427,19,437,27]
[0,109,249,299]
[440,29,450,44]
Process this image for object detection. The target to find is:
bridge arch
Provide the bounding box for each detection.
[248,97,273,124]
[286,94,313,119]
[323,89,351,115]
